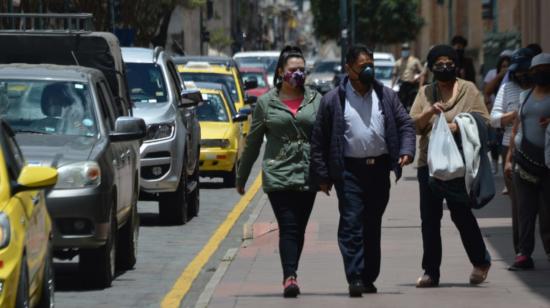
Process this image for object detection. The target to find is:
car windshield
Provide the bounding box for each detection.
[375,65,393,80]
[235,57,278,75]
[241,72,267,88]
[313,61,340,73]
[0,80,97,137]
[197,93,228,122]
[181,73,238,102]
[126,63,168,103]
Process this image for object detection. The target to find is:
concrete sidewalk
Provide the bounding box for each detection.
[206,167,550,308]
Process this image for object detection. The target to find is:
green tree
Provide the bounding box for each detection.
[311,0,424,47]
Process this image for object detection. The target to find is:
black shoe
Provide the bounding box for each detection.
[283,276,300,298]
[363,283,377,294]
[348,280,364,297]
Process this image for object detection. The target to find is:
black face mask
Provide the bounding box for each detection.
[433,67,456,82]
[532,71,550,86]
[352,63,375,87]
[455,49,465,58]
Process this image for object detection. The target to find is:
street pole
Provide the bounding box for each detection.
[200,6,204,55]
[350,0,356,46]
[7,0,14,28]
[340,0,348,73]
[109,0,115,33]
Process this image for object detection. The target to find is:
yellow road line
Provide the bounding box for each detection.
[161,175,262,308]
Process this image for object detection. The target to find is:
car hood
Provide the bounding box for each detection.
[307,73,334,84]
[132,102,175,124]
[15,134,98,167]
[199,122,231,140]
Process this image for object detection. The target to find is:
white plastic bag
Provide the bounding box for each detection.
[428,114,465,181]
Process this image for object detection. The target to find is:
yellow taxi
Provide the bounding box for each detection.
[195,86,248,187]
[175,58,255,134]
[0,121,58,307]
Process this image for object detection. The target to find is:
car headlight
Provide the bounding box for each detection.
[0,213,10,249]
[55,162,101,189]
[145,122,175,142]
[200,139,231,148]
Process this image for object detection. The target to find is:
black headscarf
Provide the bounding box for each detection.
[427,45,458,71]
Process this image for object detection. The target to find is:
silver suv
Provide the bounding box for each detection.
[122,47,201,225]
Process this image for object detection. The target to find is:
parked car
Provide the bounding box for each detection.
[374,52,397,90]
[233,51,280,88]
[122,47,201,225]
[0,63,145,288]
[307,59,341,94]
[175,57,256,135]
[0,120,58,308]
[239,66,270,98]
[191,83,248,187]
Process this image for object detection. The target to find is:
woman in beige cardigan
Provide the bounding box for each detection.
[409,45,491,288]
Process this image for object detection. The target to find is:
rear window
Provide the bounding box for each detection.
[181,73,238,102]
[126,63,168,103]
[241,72,267,88]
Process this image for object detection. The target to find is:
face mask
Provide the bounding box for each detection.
[455,49,465,58]
[352,63,375,87]
[401,50,410,58]
[283,70,305,88]
[433,67,456,82]
[532,71,550,86]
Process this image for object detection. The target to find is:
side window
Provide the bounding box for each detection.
[101,80,124,119]
[2,131,23,179]
[96,82,116,131]
[167,61,183,101]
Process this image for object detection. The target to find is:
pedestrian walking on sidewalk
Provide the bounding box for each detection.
[310,44,416,297]
[236,46,321,298]
[409,45,492,288]
[392,42,424,111]
[505,53,550,270]
[490,48,536,254]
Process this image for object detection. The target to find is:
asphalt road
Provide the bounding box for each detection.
[53,158,262,308]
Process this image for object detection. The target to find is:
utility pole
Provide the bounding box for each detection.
[339,0,348,72]
[350,0,356,46]
[108,0,115,32]
[199,6,204,55]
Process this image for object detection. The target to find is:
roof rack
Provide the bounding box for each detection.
[0,13,94,33]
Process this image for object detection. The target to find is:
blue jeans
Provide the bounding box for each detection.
[417,166,491,281]
[335,157,391,284]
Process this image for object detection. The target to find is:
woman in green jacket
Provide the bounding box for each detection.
[236,46,321,298]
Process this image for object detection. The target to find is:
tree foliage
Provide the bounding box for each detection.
[311,0,424,46]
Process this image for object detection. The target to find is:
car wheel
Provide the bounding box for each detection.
[80,203,116,288]
[188,155,200,218]
[116,186,139,270]
[159,154,188,225]
[36,245,55,308]
[222,162,237,188]
[15,255,30,308]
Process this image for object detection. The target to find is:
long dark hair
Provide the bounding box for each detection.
[273,45,305,89]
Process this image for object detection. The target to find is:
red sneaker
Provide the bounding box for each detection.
[283,276,300,298]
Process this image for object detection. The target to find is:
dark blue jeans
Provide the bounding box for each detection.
[417,166,491,281]
[335,157,391,284]
[267,190,316,280]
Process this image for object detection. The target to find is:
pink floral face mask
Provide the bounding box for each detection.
[282,70,306,88]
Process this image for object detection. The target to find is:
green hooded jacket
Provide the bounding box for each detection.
[236,86,321,192]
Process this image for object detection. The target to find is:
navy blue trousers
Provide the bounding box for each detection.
[335,157,391,284]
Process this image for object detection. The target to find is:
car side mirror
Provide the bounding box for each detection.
[245,95,257,105]
[180,89,202,108]
[238,107,252,116]
[232,113,249,123]
[244,78,258,90]
[13,166,58,194]
[110,116,146,142]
